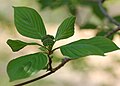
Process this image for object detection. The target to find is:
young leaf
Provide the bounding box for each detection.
[14,7,46,39]
[7,39,27,52]
[60,36,119,59]
[41,35,54,46]
[55,16,76,41]
[7,52,48,81]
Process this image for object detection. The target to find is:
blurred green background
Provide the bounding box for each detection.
[1,0,120,86]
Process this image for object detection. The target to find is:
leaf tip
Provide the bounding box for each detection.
[6,39,12,45]
[12,6,18,9]
[69,15,76,20]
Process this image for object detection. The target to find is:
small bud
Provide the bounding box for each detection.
[41,35,54,46]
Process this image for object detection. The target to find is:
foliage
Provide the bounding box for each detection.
[55,16,75,41]
[37,0,105,20]
[7,7,119,85]
[37,0,120,40]
[14,7,46,39]
[7,53,48,81]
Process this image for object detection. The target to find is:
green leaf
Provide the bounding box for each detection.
[7,39,43,52]
[96,30,114,40]
[72,36,119,53]
[80,23,97,29]
[61,44,104,59]
[60,36,119,59]
[92,4,105,20]
[39,46,47,52]
[14,7,46,39]
[38,0,69,9]
[60,44,104,59]
[7,39,27,52]
[7,52,48,81]
[113,15,120,22]
[55,16,76,41]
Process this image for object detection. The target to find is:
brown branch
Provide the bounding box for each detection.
[47,55,53,71]
[97,0,120,26]
[52,46,61,52]
[97,0,120,37]
[14,58,71,86]
[105,26,120,37]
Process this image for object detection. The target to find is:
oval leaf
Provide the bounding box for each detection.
[70,36,119,53]
[55,16,76,41]
[60,36,119,59]
[7,39,27,52]
[14,7,46,39]
[61,44,104,59]
[7,52,48,81]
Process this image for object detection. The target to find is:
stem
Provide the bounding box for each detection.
[105,26,120,37]
[52,46,61,52]
[47,55,53,71]
[28,42,48,50]
[28,42,42,46]
[14,58,71,86]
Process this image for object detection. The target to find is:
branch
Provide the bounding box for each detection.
[47,55,53,71]
[97,0,120,37]
[52,46,61,52]
[28,42,43,47]
[105,26,120,37]
[28,42,49,50]
[14,58,71,86]
[97,0,120,26]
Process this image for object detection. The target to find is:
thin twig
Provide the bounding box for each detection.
[105,26,120,37]
[97,0,120,37]
[14,58,71,86]
[28,42,48,50]
[52,46,61,52]
[28,42,43,46]
[98,0,120,26]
